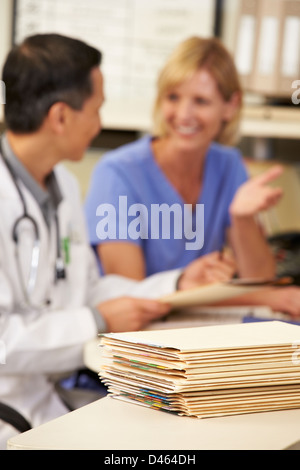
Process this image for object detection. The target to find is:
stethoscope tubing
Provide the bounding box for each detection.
[0,139,66,306]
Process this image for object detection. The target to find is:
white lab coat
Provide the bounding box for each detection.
[0,158,180,447]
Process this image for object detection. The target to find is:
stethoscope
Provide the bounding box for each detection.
[0,141,66,305]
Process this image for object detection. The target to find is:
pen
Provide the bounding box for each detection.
[227,276,293,287]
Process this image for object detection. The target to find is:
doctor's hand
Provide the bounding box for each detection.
[97,297,171,332]
[177,251,237,290]
[229,165,283,218]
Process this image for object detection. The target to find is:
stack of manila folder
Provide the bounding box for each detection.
[99,321,300,419]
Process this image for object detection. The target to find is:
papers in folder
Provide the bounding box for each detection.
[158,277,292,309]
[99,321,300,418]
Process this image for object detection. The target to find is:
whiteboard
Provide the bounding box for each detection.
[13,0,216,131]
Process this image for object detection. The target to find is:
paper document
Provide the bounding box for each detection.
[159,278,290,309]
[99,321,300,418]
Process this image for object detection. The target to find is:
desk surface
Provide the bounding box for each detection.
[7,396,300,450]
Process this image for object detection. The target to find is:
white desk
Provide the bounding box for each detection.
[7,396,300,450]
[12,309,297,451]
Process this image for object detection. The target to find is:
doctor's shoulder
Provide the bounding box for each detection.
[54,164,88,245]
[55,163,82,202]
[0,157,17,198]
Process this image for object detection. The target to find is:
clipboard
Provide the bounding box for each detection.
[158,277,292,309]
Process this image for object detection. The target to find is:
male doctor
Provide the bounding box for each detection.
[1,33,234,448]
[0,31,239,448]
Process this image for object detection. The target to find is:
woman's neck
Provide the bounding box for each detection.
[152,136,207,205]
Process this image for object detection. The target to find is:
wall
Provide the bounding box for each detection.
[0,0,13,121]
[0,0,13,72]
[1,1,300,209]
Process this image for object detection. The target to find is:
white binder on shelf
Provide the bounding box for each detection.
[234,0,300,98]
[234,0,260,90]
[277,0,300,96]
[251,0,282,96]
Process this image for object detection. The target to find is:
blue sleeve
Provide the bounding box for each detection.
[84,158,142,247]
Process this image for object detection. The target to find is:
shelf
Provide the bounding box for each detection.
[1,103,299,141]
[241,106,300,139]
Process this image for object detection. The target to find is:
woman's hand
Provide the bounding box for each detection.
[229,165,283,218]
[178,250,237,290]
[226,286,300,318]
[228,165,283,280]
[248,287,300,318]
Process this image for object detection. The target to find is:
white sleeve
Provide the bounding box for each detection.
[0,257,181,376]
[0,267,98,375]
[117,268,182,299]
[0,307,98,376]
[85,244,182,305]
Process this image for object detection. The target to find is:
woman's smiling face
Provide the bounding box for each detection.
[160,68,237,153]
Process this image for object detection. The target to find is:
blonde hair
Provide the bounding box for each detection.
[152,36,243,146]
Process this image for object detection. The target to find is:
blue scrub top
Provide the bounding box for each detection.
[84,135,248,276]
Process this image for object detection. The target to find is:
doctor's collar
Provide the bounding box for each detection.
[1,133,63,219]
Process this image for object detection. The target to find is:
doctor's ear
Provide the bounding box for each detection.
[47,102,72,134]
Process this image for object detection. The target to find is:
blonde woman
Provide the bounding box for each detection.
[85,37,282,289]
